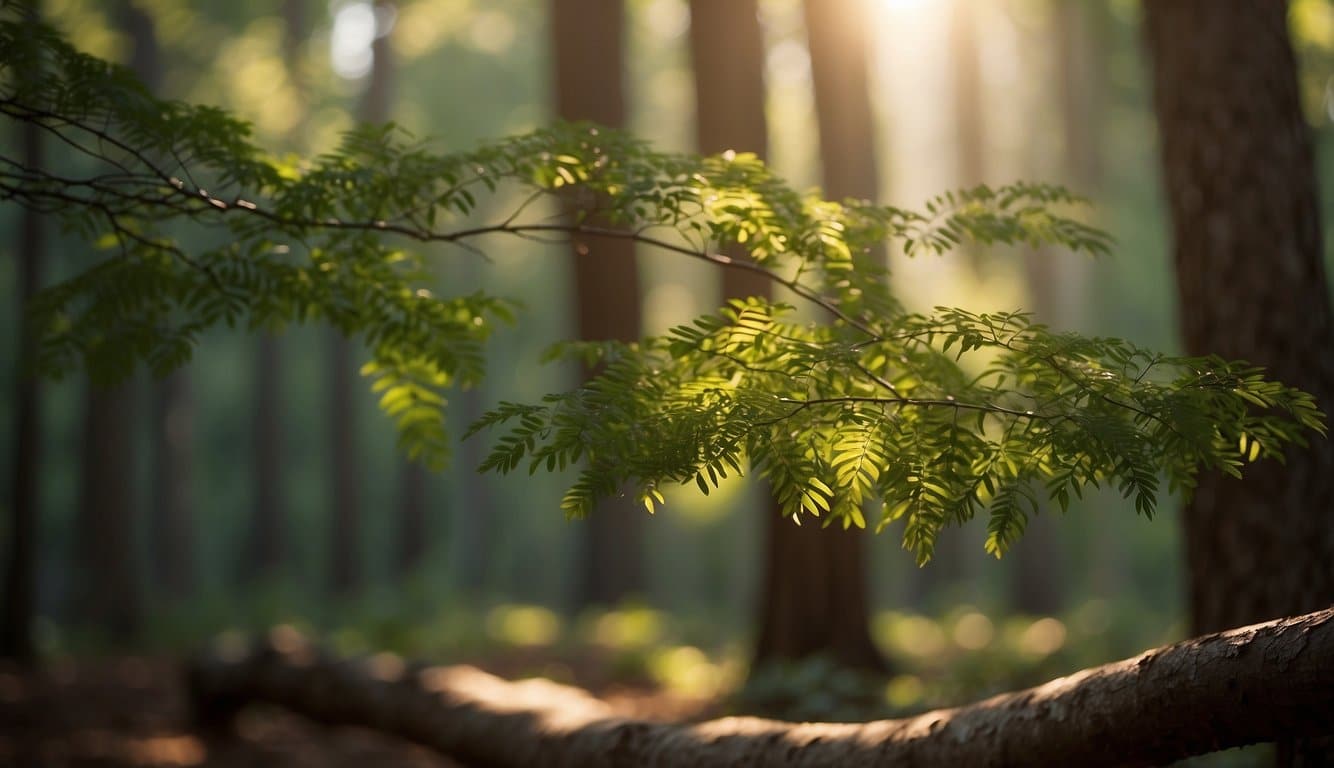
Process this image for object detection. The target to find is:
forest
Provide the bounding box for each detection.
[1,0,1333,766]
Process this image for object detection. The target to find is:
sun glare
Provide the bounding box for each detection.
[878,0,933,12]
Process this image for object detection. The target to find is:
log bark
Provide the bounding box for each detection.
[190,608,1334,768]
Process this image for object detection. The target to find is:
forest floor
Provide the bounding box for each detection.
[0,653,719,767]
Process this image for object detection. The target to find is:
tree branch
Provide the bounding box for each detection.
[189,608,1334,768]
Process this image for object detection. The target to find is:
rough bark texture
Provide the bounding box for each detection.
[1144,0,1334,645]
[551,0,645,609]
[1145,6,1334,761]
[687,0,770,303]
[689,0,885,675]
[189,608,1334,768]
[1,1,44,661]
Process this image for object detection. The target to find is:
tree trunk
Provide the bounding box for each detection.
[908,0,988,609]
[803,0,880,206]
[1144,2,1334,761]
[452,384,492,596]
[189,608,1334,768]
[329,0,397,598]
[242,0,307,586]
[77,383,139,643]
[118,0,195,602]
[551,0,645,609]
[151,369,194,599]
[329,333,361,597]
[1008,1,1103,618]
[354,0,429,585]
[689,0,885,674]
[396,461,428,580]
[687,0,770,303]
[1,1,44,662]
[246,335,286,583]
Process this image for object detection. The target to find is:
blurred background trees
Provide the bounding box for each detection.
[1,0,1331,727]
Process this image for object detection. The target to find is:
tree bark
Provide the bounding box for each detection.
[1144,0,1334,662]
[189,608,1334,768]
[1,0,44,663]
[1144,4,1334,761]
[119,0,196,602]
[688,0,770,303]
[246,335,286,582]
[243,0,306,586]
[151,369,194,599]
[329,0,397,598]
[77,382,139,643]
[329,333,361,597]
[396,460,428,580]
[690,0,887,674]
[551,0,645,609]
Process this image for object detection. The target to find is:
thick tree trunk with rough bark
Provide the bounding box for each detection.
[1145,4,1334,761]
[551,0,645,609]
[189,609,1334,768]
[1144,0,1334,651]
[692,0,888,674]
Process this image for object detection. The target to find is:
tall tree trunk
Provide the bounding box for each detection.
[329,333,361,596]
[689,0,885,673]
[329,0,398,598]
[71,0,161,646]
[451,248,492,596]
[350,0,427,584]
[1,0,45,663]
[906,0,989,610]
[1007,1,1100,618]
[77,383,139,643]
[118,0,195,602]
[243,0,307,587]
[551,0,645,609]
[247,335,286,582]
[803,0,880,207]
[151,370,194,599]
[1144,1,1334,762]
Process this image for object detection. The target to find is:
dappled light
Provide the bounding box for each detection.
[485,604,563,648]
[3,0,1332,765]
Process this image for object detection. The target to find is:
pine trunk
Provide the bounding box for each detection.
[551,0,645,609]
[1144,2,1334,761]
[689,0,885,673]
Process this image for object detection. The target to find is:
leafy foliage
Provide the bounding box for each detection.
[0,9,1324,559]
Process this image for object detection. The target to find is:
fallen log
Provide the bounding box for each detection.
[188,607,1334,767]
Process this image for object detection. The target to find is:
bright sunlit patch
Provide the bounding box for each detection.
[486,604,563,647]
[330,0,397,79]
[879,0,932,10]
[1019,617,1068,657]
